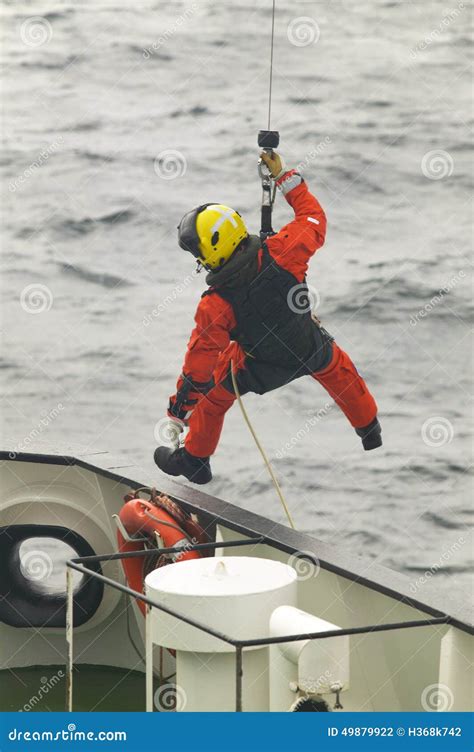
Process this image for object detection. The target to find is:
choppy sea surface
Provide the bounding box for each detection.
[1,1,472,608]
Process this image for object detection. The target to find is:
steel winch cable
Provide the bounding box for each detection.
[230,360,296,530]
[241,2,296,526]
[267,0,276,129]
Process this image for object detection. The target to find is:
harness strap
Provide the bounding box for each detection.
[169,373,215,420]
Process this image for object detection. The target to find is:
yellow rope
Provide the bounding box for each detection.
[230,360,296,530]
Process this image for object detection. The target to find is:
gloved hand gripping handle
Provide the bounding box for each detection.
[168,373,214,423]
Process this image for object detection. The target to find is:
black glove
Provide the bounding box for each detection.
[168,373,214,423]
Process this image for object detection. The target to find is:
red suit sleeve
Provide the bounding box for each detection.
[182,293,235,380]
[265,170,327,283]
[168,293,235,419]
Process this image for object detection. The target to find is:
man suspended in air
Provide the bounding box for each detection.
[154,151,382,484]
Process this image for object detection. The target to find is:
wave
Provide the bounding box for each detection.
[55,209,135,236]
[367,100,392,108]
[0,359,18,370]
[343,529,381,547]
[288,97,322,106]
[170,106,210,118]
[12,9,72,21]
[403,564,470,576]
[68,120,102,132]
[81,349,118,360]
[40,10,72,21]
[125,43,173,61]
[331,276,473,320]
[58,263,133,288]
[75,150,115,163]
[329,165,385,194]
[19,56,77,71]
[422,511,466,531]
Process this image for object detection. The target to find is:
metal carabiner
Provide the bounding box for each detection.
[258,157,272,182]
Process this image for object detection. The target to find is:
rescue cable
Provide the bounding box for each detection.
[258,1,279,240]
[234,1,295,528]
[231,360,296,530]
[267,0,276,130]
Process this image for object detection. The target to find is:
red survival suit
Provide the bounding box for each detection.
[168,170,378,458]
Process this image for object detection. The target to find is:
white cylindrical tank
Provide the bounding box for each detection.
[145,556,297,711]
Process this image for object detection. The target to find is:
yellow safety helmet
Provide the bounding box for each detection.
[178,203,248,270]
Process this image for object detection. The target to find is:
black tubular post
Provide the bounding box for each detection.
[67,557,449,650]
[235,646,243,712]
[238,616,450,649]
[66,542,453,712]
[259,175,275,240]
[69,536,265,564]
[67,560,237,647]
[260,204,274,236]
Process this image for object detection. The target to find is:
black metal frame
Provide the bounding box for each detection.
[4,449,472,635]
[67,537,451,713]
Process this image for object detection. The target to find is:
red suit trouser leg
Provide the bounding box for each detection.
[185,343,242,458]
[312,343,377,429]
[185,381,236,457]
[185,341,378,458]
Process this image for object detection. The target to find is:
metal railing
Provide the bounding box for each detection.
[66,537,451,712]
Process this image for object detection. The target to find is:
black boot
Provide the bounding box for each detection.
[154,446,212,485]
[356,417,382,451]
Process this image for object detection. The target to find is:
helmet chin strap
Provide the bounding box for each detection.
[197,258,214,273]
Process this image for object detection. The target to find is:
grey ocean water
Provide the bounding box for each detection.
[1,1,472,605]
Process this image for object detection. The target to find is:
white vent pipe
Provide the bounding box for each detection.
[269,606,350,711]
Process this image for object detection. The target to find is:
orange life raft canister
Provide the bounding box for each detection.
[117,489,209,615]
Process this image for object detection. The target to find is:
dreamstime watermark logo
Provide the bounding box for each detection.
[9,403,65,459]
[275,403,333,459]
[154,417,182,446]
[288,550,321,581]
[409,269,465,326]
[20,16,53,47]
[9,137,64,192]
[409,536,465,594]
[172,536,198,562]
[19,670,64,712]
[421,149,454,180]
[20,550,53,582]
[297,668,339,696]
[8,726,127,742]
[154,683,187,712]
[410,2,465,58]
[287,283,320,314]
[20,283,53,314]
[154,149,187,180]
[421,683,454,712]
[297,137,332,173]
[143,3,198,59]
[143,269,198,326]
[287,17,320,47]
[421,417,454,447]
